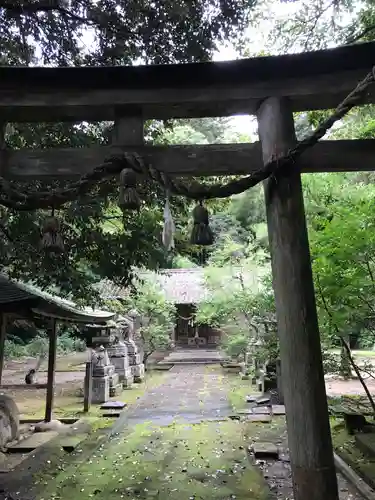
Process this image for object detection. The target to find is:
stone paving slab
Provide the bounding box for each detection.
[272,405,286,415]
[7,431,59,453]
[247,414,272,423]
[251,442,279,459]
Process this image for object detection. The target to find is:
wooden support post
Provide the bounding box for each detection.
[257,97,339,500]
[45,319,57,423]
[83,361,92,413]
[112,115,144,146]
[0,313,7,385]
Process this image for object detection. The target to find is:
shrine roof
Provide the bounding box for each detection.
[151,269,208,305]
[0,274,115,323]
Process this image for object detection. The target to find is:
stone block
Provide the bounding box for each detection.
[132,363,145,377]
[355,432,375,458]
[109,373,120,387]
[0,395,19,448]
[132,363,145,383]
[122,374,134,388]
[256,395,271,405]
[92,364,113,377]
[100,401,127,410]
[250,442,279,459]
[7,431,59,453]
[92,376,110,404]
[252,406,271,415]
[272,405,286,416]
[129,353,141,365]
[109,383,122,397]
[125,340,138,355]
[247,414,272,423]
[111,356,129,372]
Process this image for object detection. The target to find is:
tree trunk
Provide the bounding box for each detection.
[257,97,339,500]
[340,334,352,378]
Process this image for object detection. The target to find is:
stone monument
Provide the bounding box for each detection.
[0,394,19,449]
[125,310,145,383]
[107,330,134,388]
[90,345,112,403]
[84,323,122,403]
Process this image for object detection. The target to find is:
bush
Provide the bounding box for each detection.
[4,330,86,360]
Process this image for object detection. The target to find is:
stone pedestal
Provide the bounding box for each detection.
[109,372,122,397]
[129,353,141,365]
[89,346,116,404]
[92,375,110,404]
[132,363,145,383]
[125,339,145,383]
[122,367,134,388]
[108,336,134,389]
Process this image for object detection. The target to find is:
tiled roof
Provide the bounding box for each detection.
[97,266,260,305]
[146,269,208,304]
[93,278,130,300]
[0,274,115,323]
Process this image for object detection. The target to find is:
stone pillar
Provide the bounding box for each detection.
[89,346,116,404]
[107,334,134,389]
[125,338,145,383]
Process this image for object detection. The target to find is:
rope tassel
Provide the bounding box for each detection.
[118,168,141,211]
[162,196,175,251]
[190,201,214,246]
[41,215,64,253]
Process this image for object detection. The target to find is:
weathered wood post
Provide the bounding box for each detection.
[0,313,7,385]
[83,361,92,413]
[45,318,57,422]
[257,97,339,500]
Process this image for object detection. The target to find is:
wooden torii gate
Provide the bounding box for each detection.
[1,41,375,500]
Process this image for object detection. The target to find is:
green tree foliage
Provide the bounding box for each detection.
[0,0,256,65]
[0,0,259,298]
[113,277,176,366]
[195,247,276,363]
[306,174,375,349]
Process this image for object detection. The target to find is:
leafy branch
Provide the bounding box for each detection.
[0,0,89,23]
[316,272,375,414]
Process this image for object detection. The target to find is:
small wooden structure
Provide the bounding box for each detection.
[0,274,115,422]
[153,269,220,347]
[1,41,375,499]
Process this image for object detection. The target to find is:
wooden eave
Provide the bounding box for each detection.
[0,42,374,122]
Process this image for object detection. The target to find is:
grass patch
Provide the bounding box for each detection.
[227,374,259,412]
[39,419,271,500]
[331,417,375,488]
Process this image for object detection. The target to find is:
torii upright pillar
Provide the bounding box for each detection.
[257,97,339,500]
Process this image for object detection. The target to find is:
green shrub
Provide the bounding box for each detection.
[4,330,86,359]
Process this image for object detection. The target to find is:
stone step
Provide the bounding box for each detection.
[159,359,221,365]
[355,432,375,458]
[251,442,279,459]
[6,431,59,453]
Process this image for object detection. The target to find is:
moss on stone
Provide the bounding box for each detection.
[331,416,375,489]
[41,420,270,500]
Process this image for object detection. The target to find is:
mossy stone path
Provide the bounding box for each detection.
[39,365,271,500]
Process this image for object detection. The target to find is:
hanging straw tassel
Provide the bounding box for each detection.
[162,195,175,251]
[190,201,214,246]
[118,168,141,211]
[41,215,64,253]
